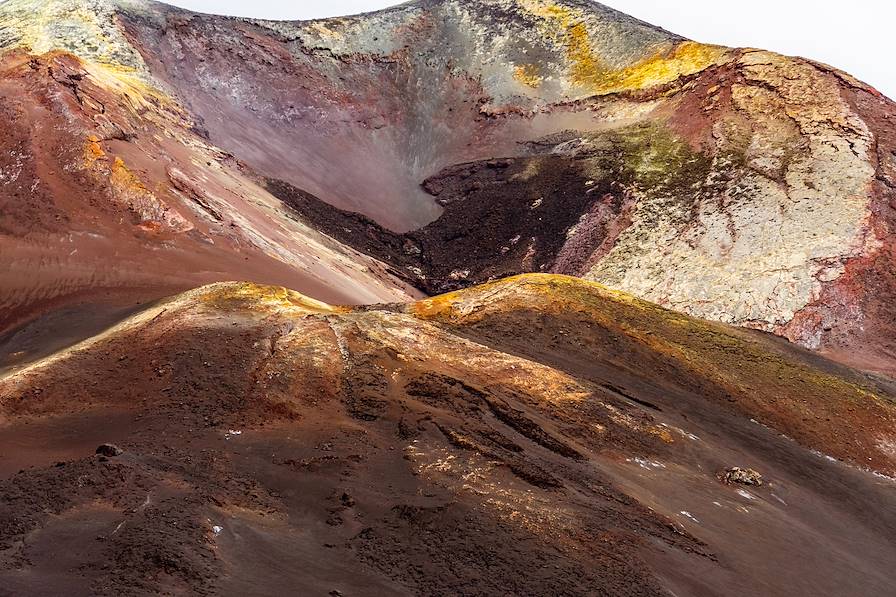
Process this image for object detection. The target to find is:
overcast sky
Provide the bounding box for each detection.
[166,1,895,99]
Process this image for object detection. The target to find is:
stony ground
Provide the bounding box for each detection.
[1,276,894,596]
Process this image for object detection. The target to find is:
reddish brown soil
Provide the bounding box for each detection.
[1,282,894,596]
[0,305,691,596]
[0,51,413,350]
[2,2,896,594]
[430,302,896,596]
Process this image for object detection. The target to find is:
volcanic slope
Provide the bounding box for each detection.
[0,0,423,366]
[0,275,894,596]
[1,0,895,373]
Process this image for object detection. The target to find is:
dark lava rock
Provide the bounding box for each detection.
[96,444,124,457]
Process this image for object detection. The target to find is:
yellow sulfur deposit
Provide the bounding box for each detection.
[0,0,174,109]
[84,135,106,163]
[514,63,544,88]
[199,282,348,315]
[603,41,728,92]
[519,0,727,95]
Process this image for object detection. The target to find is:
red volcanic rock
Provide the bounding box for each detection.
[0,276,894,595]
[3,5,896,596]
[1,0,895,374]
[0,39,418,361]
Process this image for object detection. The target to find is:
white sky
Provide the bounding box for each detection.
[166,1,895,99]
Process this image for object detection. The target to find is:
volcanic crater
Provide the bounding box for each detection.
[1,0,896,595]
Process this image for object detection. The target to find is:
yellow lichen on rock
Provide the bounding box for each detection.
[198,282,346,316]
[514,63,544,88]
[0,0,149,77]
[605,41,728,92]
[82,142,191,230]
[108,156,188,228]
[518,0,603,88]
[519,0,726,95]
[411,273,642,323]
[109,156,148,195]
[0,0,178,113]
[85,61,175,111]
[84,135,106,163]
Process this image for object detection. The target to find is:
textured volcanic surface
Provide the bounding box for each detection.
[0,47,418,349]
[0,0,423,360]
[114,0,896,374]
[2,0,890,371]
[1,1,896,594]
[0,275,894,596]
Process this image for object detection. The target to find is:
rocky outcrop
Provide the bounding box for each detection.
[2,3,895,593]
[1,0,895,374]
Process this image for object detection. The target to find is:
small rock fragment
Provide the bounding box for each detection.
[722,467,763,486]
[96,444,124,457]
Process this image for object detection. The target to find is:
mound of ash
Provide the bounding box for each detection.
[2,0,896,372]
[1,276,894,595]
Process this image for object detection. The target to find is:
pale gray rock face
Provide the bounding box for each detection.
[586,52,878,335]
[0,0,893,372]
[256,0,682,103]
